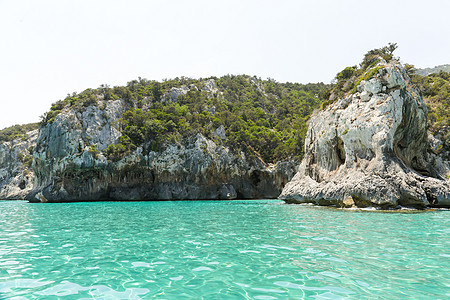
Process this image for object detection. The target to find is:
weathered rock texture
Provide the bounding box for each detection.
[280,61,450,208]
[0,130,37,199]
[27,100,296,202]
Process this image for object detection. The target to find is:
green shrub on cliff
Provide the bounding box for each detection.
[88,145,100,159]
[327,43,399,102]
[18,153,33,168]
[409,69,450,158]
[420,71,450,134]
[0,123,39,143]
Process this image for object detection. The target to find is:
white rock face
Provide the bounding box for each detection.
[213,125,226,140]
[32,100,125,190]
[78,101,123,151]
[163,86,190,102]
[280,61,450,208]
[0,130,37,199]
[202,79,218,94]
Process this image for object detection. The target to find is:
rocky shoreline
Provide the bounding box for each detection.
[1,61,449,207]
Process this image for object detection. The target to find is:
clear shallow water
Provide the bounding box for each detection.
[0,200,448,299]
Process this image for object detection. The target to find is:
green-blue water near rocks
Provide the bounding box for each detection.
[0,200,448,299]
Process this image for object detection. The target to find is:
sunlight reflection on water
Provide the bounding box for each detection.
[0,200,449,299]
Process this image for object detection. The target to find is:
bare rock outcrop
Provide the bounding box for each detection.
[280,61,450,208]
[0,130,37,199]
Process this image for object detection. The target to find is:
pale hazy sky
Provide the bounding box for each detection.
[0,0,449,130]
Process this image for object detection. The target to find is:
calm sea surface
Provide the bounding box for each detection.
[0,200,448,299]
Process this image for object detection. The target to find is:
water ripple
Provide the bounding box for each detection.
[0,200,448,299]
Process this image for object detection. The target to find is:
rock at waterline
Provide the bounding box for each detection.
[280,60,450,208]
[26,99,296,202]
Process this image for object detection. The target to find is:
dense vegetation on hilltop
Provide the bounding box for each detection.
[408,68,450,157]
[0,123,39,143]
[409,70,449,134]
[35,44,448,164]
[41,76,330,163]
[416,64,450,76]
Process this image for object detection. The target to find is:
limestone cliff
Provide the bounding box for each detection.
[280,61,450,208]
[0,130,37,199]
[27,100,296,202]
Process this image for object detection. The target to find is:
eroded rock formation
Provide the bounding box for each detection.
[0,130,37,199]
[280,61,450,208]
[27,100,296,202]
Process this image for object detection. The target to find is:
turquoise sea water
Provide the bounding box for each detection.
[0,200,448,299]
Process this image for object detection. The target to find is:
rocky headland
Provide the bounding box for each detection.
[0,47,448,206]
[280,59,450,208]
[6,76,305,202]
[27,99,296,202]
